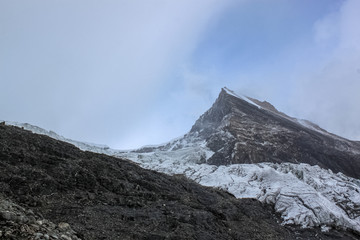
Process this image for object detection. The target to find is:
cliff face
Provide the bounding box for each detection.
[190,88,360,179]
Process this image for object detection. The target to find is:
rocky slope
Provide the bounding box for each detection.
[3,124,356,239]
[0,194,80,240]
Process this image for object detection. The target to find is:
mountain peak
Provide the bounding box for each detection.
[221,87,263,108]
[221,87,286,116]
[188,87,360,178]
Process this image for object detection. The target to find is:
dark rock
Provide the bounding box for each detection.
[0,194,80,240]
[190,88,360,178]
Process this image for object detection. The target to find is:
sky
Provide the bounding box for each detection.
[1,0,359,149]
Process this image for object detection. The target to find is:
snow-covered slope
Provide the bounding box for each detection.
[1,121,112,154]
[122,151,360,232]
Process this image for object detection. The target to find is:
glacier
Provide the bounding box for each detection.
[120,147,360,233]
[3,120,360,234]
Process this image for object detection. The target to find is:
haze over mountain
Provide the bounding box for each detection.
[1,0,360,149]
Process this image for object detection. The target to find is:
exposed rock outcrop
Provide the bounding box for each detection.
[190,88,360,178]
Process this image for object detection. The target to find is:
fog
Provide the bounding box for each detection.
[1,0,359,148]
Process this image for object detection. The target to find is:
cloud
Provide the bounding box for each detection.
[0,0,234,148]
[123,66,224,148]
[292,0,360,140]
[3,0,357,149]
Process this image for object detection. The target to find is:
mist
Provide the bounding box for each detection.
[1,0,359,148]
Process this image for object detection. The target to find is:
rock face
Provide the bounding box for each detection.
[3,125,357,239]
[189,88,360,179]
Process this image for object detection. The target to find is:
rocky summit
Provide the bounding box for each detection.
[3,124,359,239]
[198,88,360,178]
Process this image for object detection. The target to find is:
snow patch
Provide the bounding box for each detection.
[3,121,112,154]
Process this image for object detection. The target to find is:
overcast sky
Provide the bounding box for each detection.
[1,0,359,149]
